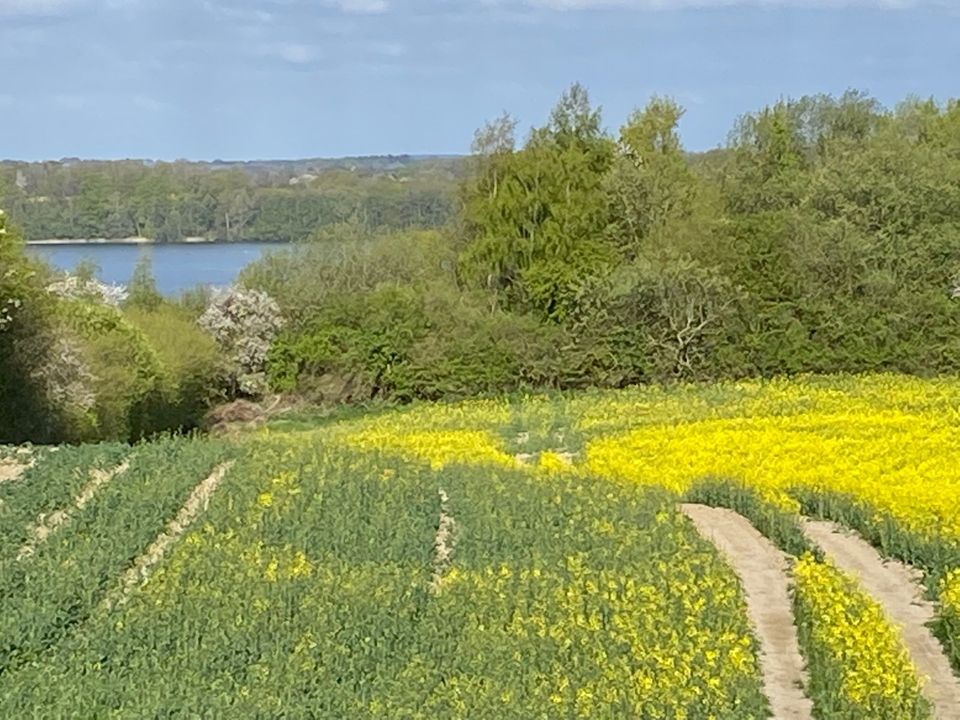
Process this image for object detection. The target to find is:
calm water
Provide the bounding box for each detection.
[26,241,287,295]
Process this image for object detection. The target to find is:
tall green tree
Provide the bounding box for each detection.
[604,97,703,259]
[459,83,617,320]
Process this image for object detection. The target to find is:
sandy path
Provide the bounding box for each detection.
[804,520,960,719]
[102,461,234,610]
[17,460,130,561]
[681,504,814,720]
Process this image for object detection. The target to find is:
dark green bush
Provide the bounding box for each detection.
[125,305,225,432]
[267,284,570,404]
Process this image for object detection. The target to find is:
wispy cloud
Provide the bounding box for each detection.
[132,94,167,112]
[326,0,388,14]
[53,93,87,109]
[509,0,934,7]
[0,0,78,16]
[0,0,140,16]
[202,0,274,23]
[257,41,321,63]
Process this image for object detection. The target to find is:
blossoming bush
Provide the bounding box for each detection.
[199,286,284,397]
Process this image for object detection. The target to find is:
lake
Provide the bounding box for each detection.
[26,241,287,295]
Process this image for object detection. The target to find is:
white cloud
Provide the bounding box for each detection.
[202,1,274,23]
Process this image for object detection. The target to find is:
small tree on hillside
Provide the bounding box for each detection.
[199,286,284,397]
[126,254,163,310]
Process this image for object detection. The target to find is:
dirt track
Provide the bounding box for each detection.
[681,504,814,720]
[102,461,234,610]
[804,520,960,719]
[17,460,130,561]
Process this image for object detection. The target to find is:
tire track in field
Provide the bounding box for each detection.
[803,520,960,719]
[16,460,130,561]
[102,461,234,610]
[429,488,456,594]
[681,504,814,720]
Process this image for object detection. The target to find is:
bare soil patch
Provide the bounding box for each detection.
[682,504,814,720]
[102,461,234,610]
[804,520,960,719]
[0,455,32,484]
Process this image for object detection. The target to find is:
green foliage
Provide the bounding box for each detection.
[0,437,230,677]
[267,283,571,405]
[56,299,165,441]
[569,255,743,383]
[0,441,768,717]
[125,254,163,311]
[125,304,225,431]
[605,97,703,259]
[241,226,456,323]
[0,157,456,243]
[0,212,65,443]
[458,84,618,320]
[11,86,960,437]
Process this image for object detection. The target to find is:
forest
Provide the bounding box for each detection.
[0,155,458,242]
[2,85,960,443]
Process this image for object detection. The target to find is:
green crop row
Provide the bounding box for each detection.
[0,435,230,679]
[0,442,129,561]
[1,440,769,718]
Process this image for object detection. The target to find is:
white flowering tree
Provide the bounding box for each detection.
[0,209,27,332]
[199,286,284,397]
[46,274,128,307]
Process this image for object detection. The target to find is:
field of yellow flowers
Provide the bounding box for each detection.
[1,373,959,717]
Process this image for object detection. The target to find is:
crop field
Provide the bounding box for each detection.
[2,374,960,718]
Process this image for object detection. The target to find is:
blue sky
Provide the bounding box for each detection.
[0,0,957,160]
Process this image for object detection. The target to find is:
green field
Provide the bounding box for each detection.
[2,375,960,717]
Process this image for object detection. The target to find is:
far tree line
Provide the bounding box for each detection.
[0,156,459,242]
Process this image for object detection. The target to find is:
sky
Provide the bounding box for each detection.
[0,0,957,160]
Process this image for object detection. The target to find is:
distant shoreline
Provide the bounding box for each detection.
[26,238,293,246]
[27,237,211,246]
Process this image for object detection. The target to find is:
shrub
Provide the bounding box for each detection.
[267,285,567,404]
[0,211,68,443]
[567,254,744,384]
[199,287,284,397]
[56,299,165,441]
[126,305,225,431]
[239,227,456,324]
